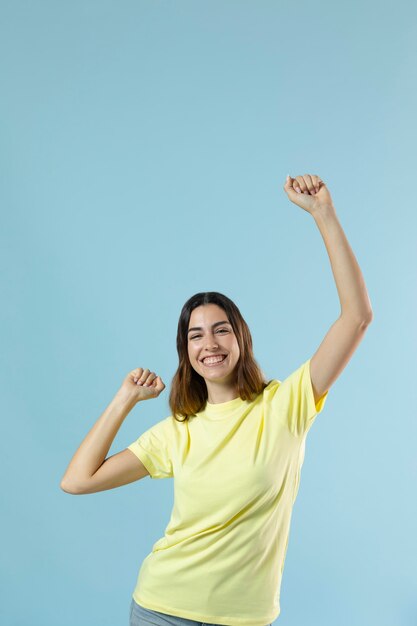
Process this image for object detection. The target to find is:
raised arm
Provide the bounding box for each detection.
[60,367,165,494]
[283,174,373,402]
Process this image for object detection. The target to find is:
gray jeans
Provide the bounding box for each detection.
[129,598,272,626]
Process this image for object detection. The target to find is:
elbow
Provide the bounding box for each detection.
[60,479,83,495]
[60,480,74,494]
[362,299,374,324]
[362,310,374,325]
[342,310,374,326]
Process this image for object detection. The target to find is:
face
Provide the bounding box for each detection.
[187,304,240,384]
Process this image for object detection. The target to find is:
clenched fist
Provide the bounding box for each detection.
[283,173,334,216]
[118,367,166,403]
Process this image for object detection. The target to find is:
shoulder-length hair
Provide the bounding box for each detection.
[169,291,270,422]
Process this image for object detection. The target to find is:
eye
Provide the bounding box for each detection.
[190,328,229,340]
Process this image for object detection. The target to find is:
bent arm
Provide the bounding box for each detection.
[61,448,150,494]
[307,203,373,403]
[313,204,373,322]
[60,391,138,493]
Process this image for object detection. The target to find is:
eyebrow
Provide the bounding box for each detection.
[187,320,231,334]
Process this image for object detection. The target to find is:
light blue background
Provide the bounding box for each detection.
[1,1,416,625]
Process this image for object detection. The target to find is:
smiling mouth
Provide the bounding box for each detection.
[201,355,228,367]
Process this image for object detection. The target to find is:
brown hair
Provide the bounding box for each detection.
[168,291,270,422]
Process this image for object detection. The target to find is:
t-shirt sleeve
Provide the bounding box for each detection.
[127,416,174,479]
[269,357,329,438]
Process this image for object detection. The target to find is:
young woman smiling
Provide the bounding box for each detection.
[60,174,373,626]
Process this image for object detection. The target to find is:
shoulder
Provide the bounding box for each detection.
[261,378,281,402]
[139,415,177,441]
[263,378,281,392]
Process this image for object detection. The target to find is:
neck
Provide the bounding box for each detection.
[206,380,239,404]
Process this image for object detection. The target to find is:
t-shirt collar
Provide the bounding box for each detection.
[201,395,247,420]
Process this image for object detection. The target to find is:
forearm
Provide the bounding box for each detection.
[60,391,138,489]
[313,204,373,321]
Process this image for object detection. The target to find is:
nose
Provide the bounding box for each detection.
[205,337,219,350]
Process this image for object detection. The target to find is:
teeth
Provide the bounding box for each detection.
[203,355,226,364]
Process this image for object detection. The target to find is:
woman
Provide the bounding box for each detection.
[60,174,373,626]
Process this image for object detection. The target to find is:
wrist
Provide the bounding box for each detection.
[312,203,337,221]
[114,389,139,410]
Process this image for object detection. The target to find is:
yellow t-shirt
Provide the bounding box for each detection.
[127,358,329,626]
